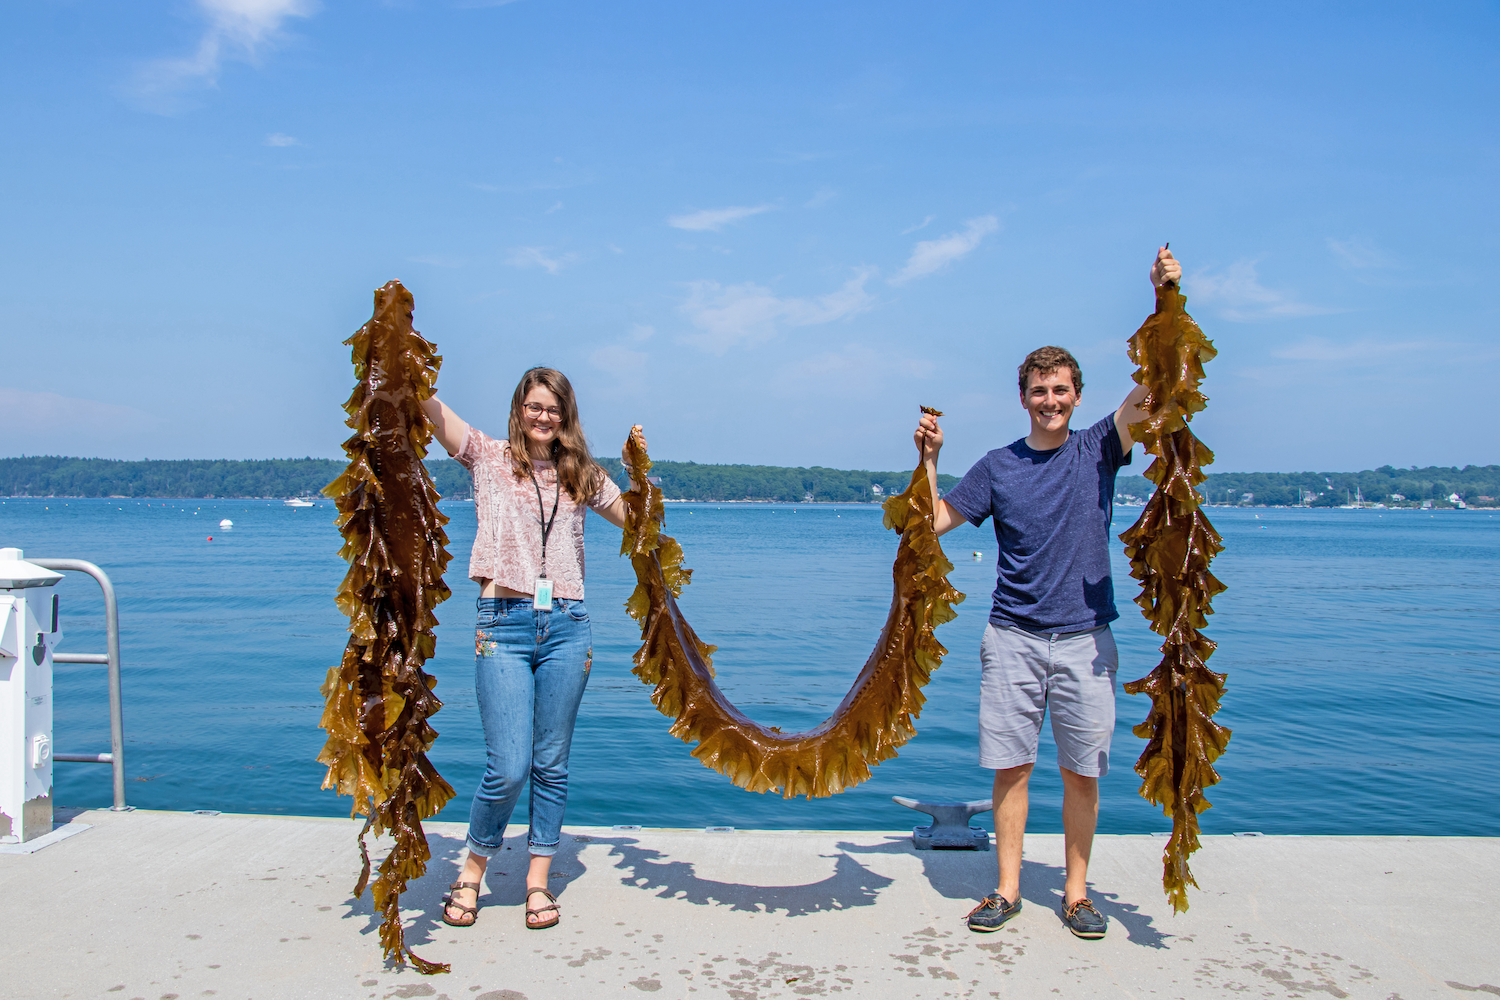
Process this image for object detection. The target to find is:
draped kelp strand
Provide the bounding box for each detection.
[1118,280,1231,914]
[317,280,456,974]
[619,426,963,798]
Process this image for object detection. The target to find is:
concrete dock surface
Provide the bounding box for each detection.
[3,808,1495,1000]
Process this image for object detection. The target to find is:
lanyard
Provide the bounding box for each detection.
[529,468,562,579]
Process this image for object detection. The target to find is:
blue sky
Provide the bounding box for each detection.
[4,1,1497,475]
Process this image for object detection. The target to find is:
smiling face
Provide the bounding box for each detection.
[520,385,564,458]
[1021,366,1079,445]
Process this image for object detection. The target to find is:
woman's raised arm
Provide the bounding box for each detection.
[421,395,470,458]
[595,425,647,529]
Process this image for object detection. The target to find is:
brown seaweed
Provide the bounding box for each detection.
[317,280,456,973]
[618,433,963,798]
[1118,281,1231,914]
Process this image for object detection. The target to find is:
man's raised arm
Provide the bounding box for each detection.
[914,411,969,537]
[1114,246,1182,452]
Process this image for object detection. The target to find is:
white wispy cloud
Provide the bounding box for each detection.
[900,215,935,235]
[0,387,155,443]
[130,1,317,113]
[589,325,654,374]
[1271,336,1426,363]
[889,215,998,285]
[1237,335,1500,386]
[679,268,877,354]
[1327,237,1397,270]
[471,174,593,194]
[781,343,934,382]
[1189,259,1338,321]
[668,205,774,232]
[770,150,839,164]
[589,344,648,374]
[505,247,579,275]
[264,132,299,147]
[805,187,837,209]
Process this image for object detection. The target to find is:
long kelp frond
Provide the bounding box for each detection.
[317,279,455,973]
[619,431,963,798]
[1119,281,1231,914]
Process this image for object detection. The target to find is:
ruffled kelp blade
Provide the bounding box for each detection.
[618,430,963,798]
[317,280,455,973]
[1119,282,1231,914]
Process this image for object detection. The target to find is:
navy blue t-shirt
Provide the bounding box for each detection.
[942,414,1132,633]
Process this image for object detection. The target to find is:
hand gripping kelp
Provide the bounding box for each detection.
[1118,279,1231,913]
[618,430,963,798]
[318,280,456,974]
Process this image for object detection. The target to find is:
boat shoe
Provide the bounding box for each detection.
[1061,897,1107,939]
[966,892,1022,932]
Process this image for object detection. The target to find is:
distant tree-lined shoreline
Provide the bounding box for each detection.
[0,456,956,504]
[1114,465,1500,508]
[3,456,1496,508]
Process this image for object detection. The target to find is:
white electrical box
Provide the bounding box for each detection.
[0,548,62,844]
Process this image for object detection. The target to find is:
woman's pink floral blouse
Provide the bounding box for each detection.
[453,425,621,600]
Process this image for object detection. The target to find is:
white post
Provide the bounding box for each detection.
[0,548,63,844]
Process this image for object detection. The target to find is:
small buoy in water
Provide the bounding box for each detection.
[219,519,233,528]
[207,536,213,541]
[972,551,983,561]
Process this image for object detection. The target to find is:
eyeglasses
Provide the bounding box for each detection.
[523,402,563,419]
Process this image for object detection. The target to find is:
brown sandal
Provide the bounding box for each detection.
[525,887,560,930]
[441,880,481,927]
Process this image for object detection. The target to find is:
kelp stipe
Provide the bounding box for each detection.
[618,428,963,798]
[317,280,455,973]
[1119,281,1231,914]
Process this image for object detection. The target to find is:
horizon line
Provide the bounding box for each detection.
[2,454,1497,477]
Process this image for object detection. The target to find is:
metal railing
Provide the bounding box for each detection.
[33,559,127,811]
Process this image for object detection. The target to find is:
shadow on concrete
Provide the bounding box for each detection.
[580,834,896,917]
[838,834,1170,949]
[343,830,642,958]
[342,829,1167,958]
[341,830,487,961]
[837,836,992,900]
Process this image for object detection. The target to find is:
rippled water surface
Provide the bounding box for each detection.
[3,498,1496,835]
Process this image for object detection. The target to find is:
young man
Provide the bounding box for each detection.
[913,247,1181,940]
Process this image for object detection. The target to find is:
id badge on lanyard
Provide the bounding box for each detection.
[531,468,561,612]
[533,576,554,611]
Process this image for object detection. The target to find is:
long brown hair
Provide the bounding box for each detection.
[507,367,607,503]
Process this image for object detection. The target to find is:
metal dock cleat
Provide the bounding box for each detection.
[892,795,993,850]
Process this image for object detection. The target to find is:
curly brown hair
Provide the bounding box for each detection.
[1017,346,1083,396]
[506,367,608,504]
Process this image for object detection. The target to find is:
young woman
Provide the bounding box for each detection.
[422,366,645,931]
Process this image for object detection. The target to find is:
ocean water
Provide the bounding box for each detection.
[1,497,1497,836]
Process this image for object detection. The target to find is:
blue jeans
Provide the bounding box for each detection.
[467,596,592,859]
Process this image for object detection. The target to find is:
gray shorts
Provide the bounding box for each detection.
[978,622,1119,777]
